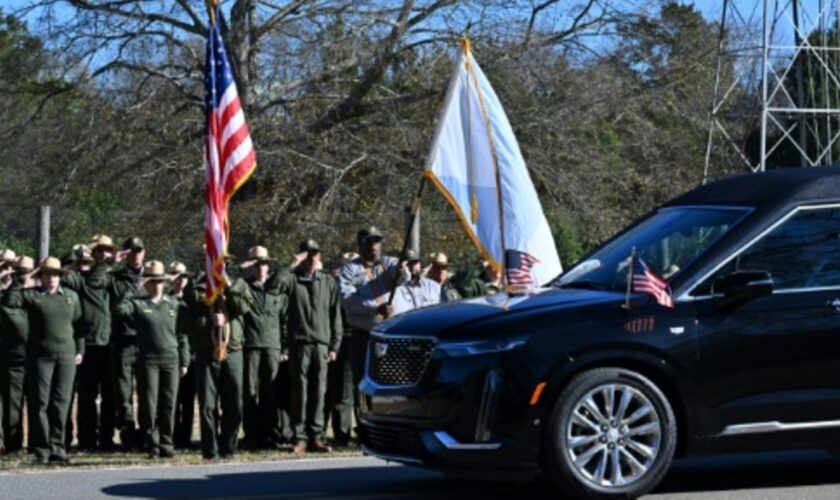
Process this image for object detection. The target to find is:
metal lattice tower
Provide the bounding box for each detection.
[704,0,840,182]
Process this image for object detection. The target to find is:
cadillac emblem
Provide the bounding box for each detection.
[374,342,388,358]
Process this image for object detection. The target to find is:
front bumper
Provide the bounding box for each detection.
[358,335,541,473]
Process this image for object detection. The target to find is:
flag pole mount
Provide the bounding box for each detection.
[623,246,636,310]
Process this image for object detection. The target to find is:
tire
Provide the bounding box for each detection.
[545,367,677,499]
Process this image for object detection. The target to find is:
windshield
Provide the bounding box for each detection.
[556,207,750,290]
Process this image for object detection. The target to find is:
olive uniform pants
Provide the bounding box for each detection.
[195,350,242,458]
[113,339,138,446]
[27,354,76,460]
[289,344,329,443]
[274,361,293,444]
[77,345,115,448]
[243,348,280,448]
[173,359,196,448]
[324,337,353,444]
[138,361,179,454]
[0,361,26,452]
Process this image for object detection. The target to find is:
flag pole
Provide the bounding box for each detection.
[624,246,636,310]
[206,0,218,26]
[387,177,428,306]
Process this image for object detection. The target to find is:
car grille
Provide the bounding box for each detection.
[369,335,436,386]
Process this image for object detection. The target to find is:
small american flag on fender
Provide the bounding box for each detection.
[505,249,540,286]
[631,255,674,308]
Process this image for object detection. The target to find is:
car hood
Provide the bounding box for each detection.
[374,287,624,338]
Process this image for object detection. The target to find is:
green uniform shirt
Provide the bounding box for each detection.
[184,276,251,353]
[0,288,29,363]
[109,264,144,340]
[115,293,190,366]
[63,265,111,345]
[272,269,342,353]
[2,285,83,356]
[242,279,286,350]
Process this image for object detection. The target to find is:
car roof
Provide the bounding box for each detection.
[665,166,840,209]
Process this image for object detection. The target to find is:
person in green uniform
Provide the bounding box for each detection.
[272,240,342,455]
[453,258,503,298]
[115,260,190,459]
[169,262,200,450]
[0,256,35,454]
[0,249,17,454]
[109,236,146,450]
[239,246,287,450]
[323,252,357,448]
[184,268,250,460]
[63,237,117,451]
[2,257,84,464]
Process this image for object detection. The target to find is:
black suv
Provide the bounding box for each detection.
[358,167,840,498]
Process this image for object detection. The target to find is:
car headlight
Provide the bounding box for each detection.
[438,336,529,357]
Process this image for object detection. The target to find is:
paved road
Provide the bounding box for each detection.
[2,451,840,499]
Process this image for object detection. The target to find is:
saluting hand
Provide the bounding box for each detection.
[289,252,308,269]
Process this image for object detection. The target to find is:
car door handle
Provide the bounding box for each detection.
[829,298,840,311]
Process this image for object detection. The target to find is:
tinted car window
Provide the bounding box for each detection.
[697,207,840,294]
[556,207,749,290]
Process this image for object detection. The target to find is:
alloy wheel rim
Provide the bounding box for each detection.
[564,382,662,489]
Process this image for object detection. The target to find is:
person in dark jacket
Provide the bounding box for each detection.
[239,246,287,450]
[184,270,251,460]
[3,257,84,465]
[63,237,117,451]
[169,262,200,450]
[109,236,146,449]
[271,240,342,455]
[0,256,35,454]
[115,260,190,459]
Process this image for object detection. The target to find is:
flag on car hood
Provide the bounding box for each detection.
[423,40,562,287]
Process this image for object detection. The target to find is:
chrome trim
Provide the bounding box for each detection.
[361,444,423,464]
[679,202,840,301]
[433,431,502,450]
[719,419,840,436]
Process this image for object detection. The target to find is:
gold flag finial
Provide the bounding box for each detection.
[459,37,472,56]
[207,0,219,26]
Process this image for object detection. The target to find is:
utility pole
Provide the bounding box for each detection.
[37,206,50,261]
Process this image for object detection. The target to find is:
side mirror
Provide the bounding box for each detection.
[714,270,773,309]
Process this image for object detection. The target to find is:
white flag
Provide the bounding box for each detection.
[424,41,562,286]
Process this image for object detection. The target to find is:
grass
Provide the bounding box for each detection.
[0,445,365,472]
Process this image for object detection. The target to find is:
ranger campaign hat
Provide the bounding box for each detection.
[90,234,119,252]
[1,249,18,264]
[123,236,145,252]
[36,257,70,277]
[428,252,450,268]
[299,239,320,253]
[14,256,35,273]
[167,261,194,279]
[142,260,170,281]
[247,245,276,263]
[402,249,421,263]
[357,226,383,244]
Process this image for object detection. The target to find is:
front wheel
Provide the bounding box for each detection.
[545,368,677,499]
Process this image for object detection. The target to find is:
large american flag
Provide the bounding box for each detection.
[204,7,256,305]
[505,249,540,286]
[631,255,674,308]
